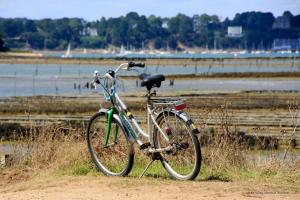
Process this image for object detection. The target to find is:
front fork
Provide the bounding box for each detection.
[104,108,119,146]
[104,107,139,146]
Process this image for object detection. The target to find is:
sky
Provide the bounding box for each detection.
[0,0,300,21]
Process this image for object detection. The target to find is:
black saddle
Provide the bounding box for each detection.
[139,73,165,91]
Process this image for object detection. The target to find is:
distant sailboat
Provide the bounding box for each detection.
[118,45,125,56]
[62,43,72,58]
[83,48,87,54]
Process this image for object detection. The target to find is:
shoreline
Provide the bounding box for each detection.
[0,52,300,67]
[1,73,300,79]
[0,54,300,78]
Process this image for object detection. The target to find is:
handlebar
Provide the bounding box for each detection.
[93,62,145,100]
[128,62,145,68]
[93,62,145,84]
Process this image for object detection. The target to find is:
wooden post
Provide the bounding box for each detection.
[0,154,11,166]
[0,154,6,166]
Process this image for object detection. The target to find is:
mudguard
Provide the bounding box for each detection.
[155,109,200,137]
[97,108,109,118]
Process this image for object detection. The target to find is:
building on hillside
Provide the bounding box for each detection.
[227,26,243,38]
[86,27,98,36]
[272,16,290,29]
[272,38,300,51]
[80,27,98,36]
[192,15,201,33]
[162,19,169,29]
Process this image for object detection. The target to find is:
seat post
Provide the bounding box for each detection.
[146,90,156,104]
[147,93,153,146]
[146,89,156,146]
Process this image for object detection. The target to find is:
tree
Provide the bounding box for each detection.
[24,20,37,32]
[0,36,5,50]
[232,11,274,30]
[168,14,193,46]
[291,15,300,28]
[0,11,298,50]
[96,17,107,36]
[1,18,24,37]
[21,32,45,49]
[81,36,106,48]
[0,35,9,51]
[283,11,293,19]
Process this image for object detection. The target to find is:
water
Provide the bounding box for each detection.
[1,63,300,97]
[47,52,300,59]
[1,63,299,77]
[1,76,300,97]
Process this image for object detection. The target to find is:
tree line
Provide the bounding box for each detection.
[0,11,299,51]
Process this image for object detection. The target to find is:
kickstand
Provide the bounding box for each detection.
[139,159,155,178]
[139,153,162,178]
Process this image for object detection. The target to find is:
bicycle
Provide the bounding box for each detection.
[87,62,201,180]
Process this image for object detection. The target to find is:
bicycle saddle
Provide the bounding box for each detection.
[139,73,165,91]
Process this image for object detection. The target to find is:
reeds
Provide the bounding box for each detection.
[0,102,299,184]
[197,102,300,182]
[1,123,91,180]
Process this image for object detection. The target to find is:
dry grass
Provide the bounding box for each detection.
[2,92,300,116]
[0,100,299,187]
[190,101,300,184]
[0,123,92,185]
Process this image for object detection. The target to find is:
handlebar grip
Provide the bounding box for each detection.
[128,62,145,68]
[135,62,145,68]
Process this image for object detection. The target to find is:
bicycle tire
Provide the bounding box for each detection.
[153,111,201,180]
[87,112,134,176]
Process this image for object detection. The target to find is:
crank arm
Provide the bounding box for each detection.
[104,142,117,148]
[148,145,174,153]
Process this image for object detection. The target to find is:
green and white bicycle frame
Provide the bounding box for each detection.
[95,64,199,154]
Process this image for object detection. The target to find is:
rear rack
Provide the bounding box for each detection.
[150,97,187,111]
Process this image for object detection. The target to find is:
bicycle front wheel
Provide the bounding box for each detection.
[153,111,201,180]
[87,112,134,176]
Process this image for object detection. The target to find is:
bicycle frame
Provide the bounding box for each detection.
[107,92,171,148]
[89,62,202,180]
[95,63,195,152]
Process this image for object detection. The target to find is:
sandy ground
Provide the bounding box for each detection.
[0,176,299,200]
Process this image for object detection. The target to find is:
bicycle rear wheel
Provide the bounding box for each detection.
[87,112,134,176]
[153,111,201,180]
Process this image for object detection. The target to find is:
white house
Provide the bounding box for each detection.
[227,26,243,38]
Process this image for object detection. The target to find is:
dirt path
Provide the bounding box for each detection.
[0,176,299,200]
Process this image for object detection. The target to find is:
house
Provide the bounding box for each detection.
[80,27,98,36]
[192,15,201,33]
[273,38,300,51]
[272,16,290,29]
[227,26,243,38]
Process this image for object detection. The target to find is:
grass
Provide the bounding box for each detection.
[1,91,300,115]
[0,98,300,192]
[1,134,299,191]
[48,151,300,191]
[56,160,96,176]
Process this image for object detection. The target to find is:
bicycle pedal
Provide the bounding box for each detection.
[139,142,151,150]
[165,150,173,154]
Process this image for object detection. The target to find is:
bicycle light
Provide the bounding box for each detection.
[175,100,186,111]
[94,70,99,77]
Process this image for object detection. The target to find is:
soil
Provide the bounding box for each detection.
[0,176,299,200]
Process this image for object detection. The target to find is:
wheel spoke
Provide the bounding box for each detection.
[154,112,201,180]
[87,113,133,176]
